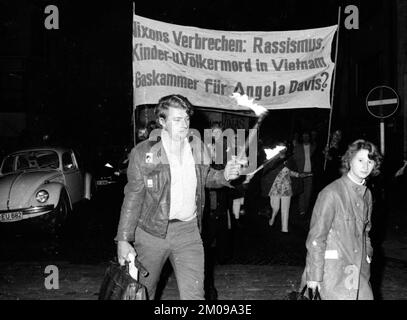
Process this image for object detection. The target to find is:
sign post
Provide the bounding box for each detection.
[380,120,385,155]
[366,85,399,155]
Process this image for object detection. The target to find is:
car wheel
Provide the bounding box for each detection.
[53,190,71,237]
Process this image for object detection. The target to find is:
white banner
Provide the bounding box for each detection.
[133,14,338,111]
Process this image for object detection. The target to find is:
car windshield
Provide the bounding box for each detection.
[1,150,60,174]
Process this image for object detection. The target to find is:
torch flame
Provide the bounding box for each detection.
[264,145,286,160]
[245,145,287,177]
[231,93,268,117]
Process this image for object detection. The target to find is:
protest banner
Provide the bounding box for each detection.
[133,14,338,111]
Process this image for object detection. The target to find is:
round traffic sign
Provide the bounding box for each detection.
[366,86,399,119]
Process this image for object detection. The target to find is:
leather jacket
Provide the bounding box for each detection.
[115,131,231,241]
[301,174,374,299]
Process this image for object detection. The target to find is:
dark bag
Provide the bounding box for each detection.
[98,259,149,300]
[287,285,322,300]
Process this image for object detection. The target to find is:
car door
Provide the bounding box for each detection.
[62,151,84,204]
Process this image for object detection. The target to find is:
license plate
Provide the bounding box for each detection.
[96,180,116,186]
[0,211,23,222]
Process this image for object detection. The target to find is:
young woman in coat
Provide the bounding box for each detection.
[301,139,382,300]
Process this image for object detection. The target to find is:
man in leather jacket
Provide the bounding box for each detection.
[115,94,242,300]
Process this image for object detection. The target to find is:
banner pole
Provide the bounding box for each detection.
[133,109,136,146]
[132,2,137,147]
[324,6,341,171]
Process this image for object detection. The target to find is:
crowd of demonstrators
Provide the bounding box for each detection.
[115,94,242,300]
[301,139,382,300]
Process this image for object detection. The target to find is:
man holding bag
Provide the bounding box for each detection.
[115,94,242,300]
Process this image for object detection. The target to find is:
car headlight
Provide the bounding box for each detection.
[36,190,49,203]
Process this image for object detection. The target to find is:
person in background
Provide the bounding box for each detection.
[136,127,148,143]
[146,120,159,138]
[227,129,248,224]
[301,139,382,299]
[202,121,229,299]
[323,129,346,185]
[205,122,234,262]
[291,132,299,148]
[115,95,242,300]
[262,142,311,233]
[0,146,6,163]
[136,120,159,143]
[310,129,324,194]
[293,131,316,215]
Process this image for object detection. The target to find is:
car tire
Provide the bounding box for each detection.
[53,190,71,237]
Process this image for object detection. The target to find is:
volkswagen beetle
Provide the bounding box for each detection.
[0,147,92,234]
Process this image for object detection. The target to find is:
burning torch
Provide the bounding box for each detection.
[245,145,287,179]
[230,93,269,173]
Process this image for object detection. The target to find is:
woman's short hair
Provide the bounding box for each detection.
[341,139,383,176]
[154,94,194,121]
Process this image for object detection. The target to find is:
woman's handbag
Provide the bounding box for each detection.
[98,259,149,300]
[287,285,322,300]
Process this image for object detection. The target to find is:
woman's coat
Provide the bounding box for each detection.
[301,174,374,300]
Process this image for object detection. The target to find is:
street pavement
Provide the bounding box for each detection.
[1,212,407,300]
[382,233,407,262]
[1,258,406,300]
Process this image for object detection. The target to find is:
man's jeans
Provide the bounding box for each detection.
[134,218,204,300]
